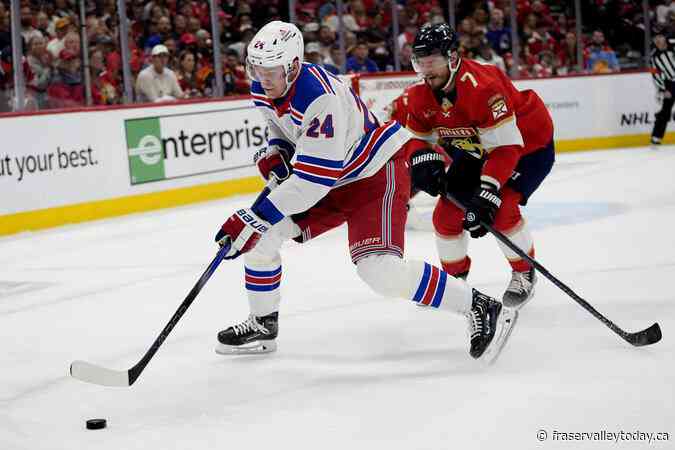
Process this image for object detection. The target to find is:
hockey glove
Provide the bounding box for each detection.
[255,147,292,183]
[463,182,501,238]
[215,208,271,259]
[410,148,447,196]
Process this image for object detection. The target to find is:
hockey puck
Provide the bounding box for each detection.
[86,419,107,430]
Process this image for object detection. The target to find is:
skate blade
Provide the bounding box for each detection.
[215,340,277,355]
[480,308,519,365]
[503,285,536,310]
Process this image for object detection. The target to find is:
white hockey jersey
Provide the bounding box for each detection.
[251,63,413,225]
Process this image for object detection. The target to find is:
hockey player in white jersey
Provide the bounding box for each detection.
[214,21,517,364]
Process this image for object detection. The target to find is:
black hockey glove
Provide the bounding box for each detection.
[463,181,501,238]
[410,149,446,196]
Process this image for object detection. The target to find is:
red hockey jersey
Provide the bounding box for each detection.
[401,59,554,187]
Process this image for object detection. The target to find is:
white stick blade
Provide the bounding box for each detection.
[70,360,130,387]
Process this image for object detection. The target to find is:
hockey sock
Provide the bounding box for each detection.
[495,219,534,272]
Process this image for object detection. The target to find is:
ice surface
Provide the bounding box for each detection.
[1,148,674,450]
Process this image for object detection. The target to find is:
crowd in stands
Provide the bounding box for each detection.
[0,0,671,112]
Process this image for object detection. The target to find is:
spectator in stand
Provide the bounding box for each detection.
[346,42,379,73]
[485,8,511,55]
[47,17,70,59]
[58,32,81,68]
[585,30,619,73]
[20,5,43,45]
[135,44,185,102]
[163,37,179,69]
[176,50,201,97]
[302,22,320,45]
[328,44,345,74]
[317,25,336,63]
[474,39,506,72]
[537,51,555,77]
[26,35,52,109]
[222,48,250,95]
[557,31,581,75]
[157,16,175,42]
[398,24,418,52]
[218,12,236,44]
[305,41,326,66]
[92,52,122,105]
[36,11,51,38]
[351,0,371,30]
[173,14,188,39]
[47,49,84,109]
[0,4,10,50]
[89,48,105,79]
[657,1,675,24]
[305,41,336,75]
[195,29,213,64]
[525,23,556,60]
[323,3,359,33]
[471,7,489,35]
[400,43,414,71]
[187,16,202,34]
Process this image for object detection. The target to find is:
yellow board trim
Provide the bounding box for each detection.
[555,131,675,152]
[2,130,674,237]
[0,176,264,237]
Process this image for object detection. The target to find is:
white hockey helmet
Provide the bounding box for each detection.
[246,21,304,93]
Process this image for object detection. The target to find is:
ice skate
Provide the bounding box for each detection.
[467,289,518,364]
[215,312,278,355]
[502,267,536,309]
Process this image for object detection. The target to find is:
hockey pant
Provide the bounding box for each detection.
[244,153,473,317]
[435,142,555,275]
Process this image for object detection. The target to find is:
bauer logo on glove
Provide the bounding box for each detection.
[216,207,271,259]
[236,209,270,233]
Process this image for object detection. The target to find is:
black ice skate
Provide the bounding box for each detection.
[467,289,518,364]
[502,267,537,309]
[215,312,278,355]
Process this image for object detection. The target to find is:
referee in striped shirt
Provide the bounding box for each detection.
[651,27,675,147]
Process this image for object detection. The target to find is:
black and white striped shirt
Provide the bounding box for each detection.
[651,39,675,91]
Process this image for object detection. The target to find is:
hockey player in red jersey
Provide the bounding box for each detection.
[213,21,518,362]
[405,23,555,309]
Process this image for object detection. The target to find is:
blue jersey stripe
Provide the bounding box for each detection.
[294,170,337,187]
[342,123,401,181]
[253,197,285,225]
[297,154,343,168]
[431,272,447,308]
[246,282,281,292]
[245,266,282,277]
[290,63,335,117]
[268,138,295,155]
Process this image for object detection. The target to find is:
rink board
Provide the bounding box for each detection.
[0,71,671,236]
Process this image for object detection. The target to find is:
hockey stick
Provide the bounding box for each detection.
[446,193,662,347]
[70,185,276,386]
[70,241,231,387]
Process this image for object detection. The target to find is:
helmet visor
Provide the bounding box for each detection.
[411,53,449,74]
[246,58,286,82]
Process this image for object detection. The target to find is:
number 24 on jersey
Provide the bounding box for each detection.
[306,114,334,138]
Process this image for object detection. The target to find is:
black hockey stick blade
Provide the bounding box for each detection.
[625,322,662,347]
[445,193,663,347]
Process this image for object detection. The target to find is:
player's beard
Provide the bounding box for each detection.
[425,73,450,91]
